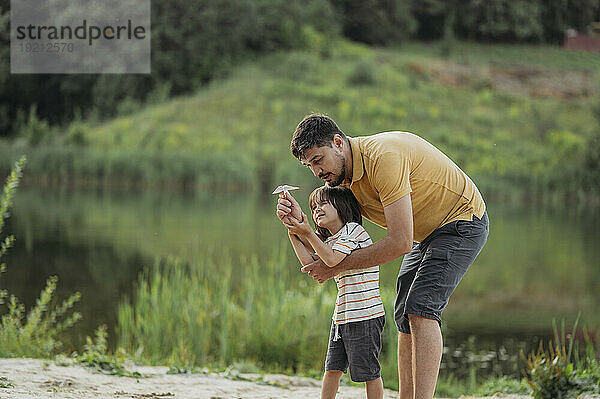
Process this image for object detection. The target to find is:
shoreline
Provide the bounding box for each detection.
[0,358,535,399]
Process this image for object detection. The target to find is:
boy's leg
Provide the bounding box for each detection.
[321,370,343,399]
[324,321,348,399]
[398,332,414,399]
[408,315,443,399]
[345,316,385,396]
[365,377,384,399]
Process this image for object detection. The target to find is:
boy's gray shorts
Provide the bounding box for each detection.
[395,211,489,333]
[325,316,385,382]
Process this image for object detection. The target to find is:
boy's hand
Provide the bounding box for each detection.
[276,192,302,223]
[283,212,312,236]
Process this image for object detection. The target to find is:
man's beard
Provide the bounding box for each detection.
[326,153,347,187]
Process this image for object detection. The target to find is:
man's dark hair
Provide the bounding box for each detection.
[291,114,347,160]
[309,185,362,240]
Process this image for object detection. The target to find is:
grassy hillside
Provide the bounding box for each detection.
[2,40,599,199]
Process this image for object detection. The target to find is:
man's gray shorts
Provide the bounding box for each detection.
[394,211,489,333]
[325,316,385,382]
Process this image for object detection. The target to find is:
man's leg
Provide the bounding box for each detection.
[365,377,384,399]
[396,212,489,399]
[398,332,414,399]
[408,315,443,399]
[321,370,343,399]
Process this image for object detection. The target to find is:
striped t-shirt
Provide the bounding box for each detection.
[325,222,385,325]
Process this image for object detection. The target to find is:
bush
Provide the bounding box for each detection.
[523,317,600,398]
[0,157,82,358]
[332,0,416,45]
[347,61,376,86]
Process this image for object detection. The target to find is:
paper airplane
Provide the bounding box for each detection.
[272,185,299,195]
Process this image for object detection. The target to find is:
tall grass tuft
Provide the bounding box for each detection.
[0,157,82,358]
[522,315,600,398]
[117,249,336,372]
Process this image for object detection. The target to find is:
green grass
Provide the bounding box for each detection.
[1,40,598,198]
[401,41,600,71]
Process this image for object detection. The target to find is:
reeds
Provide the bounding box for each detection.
[117,249,338,371]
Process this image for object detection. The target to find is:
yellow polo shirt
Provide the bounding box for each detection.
[344,132,485,243]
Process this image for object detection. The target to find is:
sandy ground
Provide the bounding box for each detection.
[0,358,535,399]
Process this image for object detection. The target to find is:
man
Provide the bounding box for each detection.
[276,114,489,399]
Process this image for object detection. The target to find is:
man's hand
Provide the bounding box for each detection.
[301,258,337,283]
[277,192,302,223]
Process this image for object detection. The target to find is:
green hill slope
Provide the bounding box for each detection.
[3,41,599,198]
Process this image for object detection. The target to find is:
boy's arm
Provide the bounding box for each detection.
[303,231,346,267]
[288,231,315,266]
[283,212,346,267]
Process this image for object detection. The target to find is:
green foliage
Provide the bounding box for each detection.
[433,374,467,398]
[331,0,416,45]
[14,106,55,146]
[65,121,88,147]
[117,251,338,371]
[0,376,14,388]
[2,42,599,198]
[0,275,82,358]
[0,157,83,358]
[583,102,600,192]
[475,376,532,396]
[0,0,339,135]
[464,0,545,42]
[74,325,141,377]
[2,0,599,138]
[0,157,25,306]
[0,144,253,191]
[523,317,600,398]
[433,371,529,399]
[415,0,599,43]
[346,61,376,86]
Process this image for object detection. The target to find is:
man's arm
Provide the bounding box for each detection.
[301,193,414,283]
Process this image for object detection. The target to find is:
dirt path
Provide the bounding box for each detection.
[0,358,532,399]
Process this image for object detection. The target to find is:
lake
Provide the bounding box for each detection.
[3,185,599,384]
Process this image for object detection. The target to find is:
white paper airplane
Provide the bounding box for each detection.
[272,185,299,195]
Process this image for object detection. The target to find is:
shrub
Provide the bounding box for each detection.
[0,157,82,358]
[523,316,600,398]
[347,61,376,86]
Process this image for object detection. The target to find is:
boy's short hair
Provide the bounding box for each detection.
[309,185,362,240]
[291,114,347,160]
